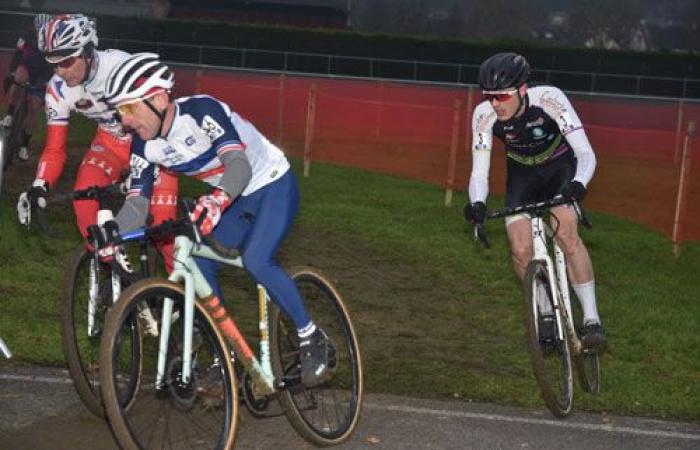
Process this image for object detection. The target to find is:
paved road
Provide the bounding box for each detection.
[1,365,698,450]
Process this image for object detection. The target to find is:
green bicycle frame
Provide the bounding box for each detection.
[156,234,277,395]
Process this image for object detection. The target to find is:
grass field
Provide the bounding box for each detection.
[0,115,698,422]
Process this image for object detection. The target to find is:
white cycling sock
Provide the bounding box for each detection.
[297,322,317,338]
[572,280,599,325]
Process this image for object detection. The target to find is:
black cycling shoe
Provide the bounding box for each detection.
[581,322,607,352]
[538,315,557,355]
[299,327,337,388]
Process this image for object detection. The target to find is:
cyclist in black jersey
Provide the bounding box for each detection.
[1,13,53,161]
[464,52,606,350]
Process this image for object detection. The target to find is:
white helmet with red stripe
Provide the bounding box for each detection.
[38,14,98,62]
[104,53,174,106]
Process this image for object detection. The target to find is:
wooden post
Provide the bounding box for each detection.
[460,88,474,204]
[673,99,685,164]
[672,120,695,257]
[303,83,317,177]
[194,69,203,95]
[444,98,462,206]
[277,74,286,147]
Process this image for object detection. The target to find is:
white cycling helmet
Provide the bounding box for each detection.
[38,14,98,62]
[105,53,174,106]
[33,13,51,33]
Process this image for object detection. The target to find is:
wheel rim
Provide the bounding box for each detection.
[526,262,573,417]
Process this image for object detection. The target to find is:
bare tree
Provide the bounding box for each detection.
[455,0,537,41]
[567,0,648,49]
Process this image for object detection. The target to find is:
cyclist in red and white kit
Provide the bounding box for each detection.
[16,14,178,272]
[464,52,606,350]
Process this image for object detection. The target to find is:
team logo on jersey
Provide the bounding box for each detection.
[185,135,196,146]
[130,153,150,179]
[532,127,545,138]
[74,98,94,110]
[526,118,544,128]
[46,107,58,120]
[474,132,489,151]
[202,115,225,141]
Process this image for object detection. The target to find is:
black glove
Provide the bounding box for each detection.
[3,74,14,94]
[464,201,487,225]
[560,180,587,202]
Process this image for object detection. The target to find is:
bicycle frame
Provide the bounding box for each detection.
[530,213,584,355]
[120,230,278,396]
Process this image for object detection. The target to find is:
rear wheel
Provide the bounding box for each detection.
[271,267,363,445]
[100,279,238,450]
[524,260,573,418]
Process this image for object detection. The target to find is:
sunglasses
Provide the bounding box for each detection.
[483,90,517,103]
[48,56,78,69]
[116,101,140,118]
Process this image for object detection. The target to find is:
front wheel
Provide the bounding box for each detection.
[524,260,573,418]
[99,279,238,450]
[61,245,142,417]
[573,341,601,394]
[270,267,363,446]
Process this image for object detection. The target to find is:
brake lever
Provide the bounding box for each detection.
[474,224,491,249]
[572,202,593,229]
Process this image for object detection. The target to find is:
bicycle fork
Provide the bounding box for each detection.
[532,217,567,344]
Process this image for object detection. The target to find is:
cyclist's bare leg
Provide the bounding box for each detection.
[550,205,593,284]
[506,215,533,280]
[5,65,28,107]
[550,205,603,331]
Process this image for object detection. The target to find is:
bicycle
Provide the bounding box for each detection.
[28,181,163,418]
[98,202,363,450]
[0,79,31,197]
[475,196,600,418]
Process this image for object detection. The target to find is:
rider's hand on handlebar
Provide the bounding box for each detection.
[560,180,587,203]
[189,188,232,236]
[17,180,48,226]
[464,201,487,226]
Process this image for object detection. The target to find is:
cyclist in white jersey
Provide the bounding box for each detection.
[101,53,336,387]
[464,52,606,349]
[16,14,178,274]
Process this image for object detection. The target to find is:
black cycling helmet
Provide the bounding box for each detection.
[477,52,530,91]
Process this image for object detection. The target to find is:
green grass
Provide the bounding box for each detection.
[0,115,698,422]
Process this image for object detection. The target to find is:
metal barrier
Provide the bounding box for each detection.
[0,16,698,99]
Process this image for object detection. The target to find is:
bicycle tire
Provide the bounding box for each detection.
[99,279,238,450]
[573,340,601,394]
[524,260,574,418]
[270,267,363,446]
[61,245,143,418]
